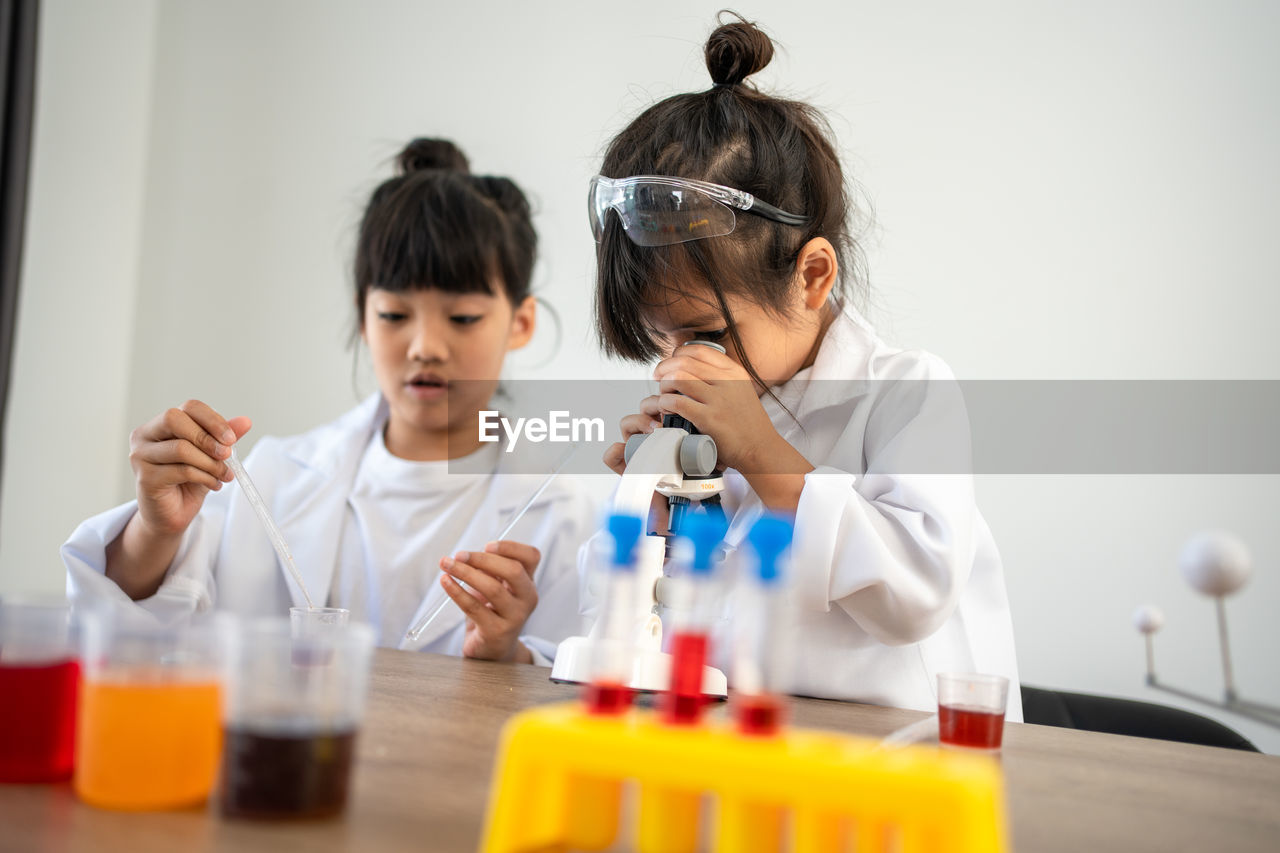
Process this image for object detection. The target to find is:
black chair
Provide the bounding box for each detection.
[1021,685,1259,752]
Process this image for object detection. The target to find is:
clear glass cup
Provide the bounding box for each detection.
[936,672,1010,752]
[74,611,229,809]
[0,597,79,782]
[220,618,375,819]
[289,607,352,666]
[289,606,350,638]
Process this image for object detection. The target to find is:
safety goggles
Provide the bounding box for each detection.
[588,175,810,247]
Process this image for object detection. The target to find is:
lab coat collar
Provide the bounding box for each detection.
[776,302,877,422]
[282,393,387,479]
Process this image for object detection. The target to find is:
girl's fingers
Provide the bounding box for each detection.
[442,556,516,615]
[654,392,701,424]
[619,412,661,439]
[224,414,254,442]
[655,348,732,381]
[134,438,230,481]
[656,373,712,402]
[179,399,239,446]
[141,462,222,492]
[136,404,231,463]
[484,541,540,578]
[603,442,627,475]
[441,574,499,630]
[456,550,537,601]
[638,395,664,418]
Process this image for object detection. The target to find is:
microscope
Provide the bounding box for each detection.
[550,342,730,695]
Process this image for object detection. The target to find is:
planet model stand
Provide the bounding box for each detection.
[1134,531,1280,729]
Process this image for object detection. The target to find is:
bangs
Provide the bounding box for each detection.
[595,210,798,363]
[595,219,669,361]
[356,174,503,299]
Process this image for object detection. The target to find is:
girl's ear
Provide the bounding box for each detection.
[794,237,838,310]
[506,295,537,351]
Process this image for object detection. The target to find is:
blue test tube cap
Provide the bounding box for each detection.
[681,511,728,575]
[746,514,793,584]
[607,513,644,570]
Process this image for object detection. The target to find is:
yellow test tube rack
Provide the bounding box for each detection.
[479,702,1008,853]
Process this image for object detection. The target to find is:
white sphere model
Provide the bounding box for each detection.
[1132,604,1165,635]
[1179,531,1252,597]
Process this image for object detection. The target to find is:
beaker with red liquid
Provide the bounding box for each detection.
[938,704,1005,749]
[936,672,1009,753]
[0,598,79,782]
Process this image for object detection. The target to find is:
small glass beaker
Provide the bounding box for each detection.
[0,597,79,782]
[220,618,375,819]
[74,611,229,809]
[289,606,350,638]
[289,607,351,666]
[937,672,1009,752]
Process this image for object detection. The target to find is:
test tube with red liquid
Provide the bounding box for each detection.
[731,514,794,737]
[582,514,644,716]
[661,512,726,726]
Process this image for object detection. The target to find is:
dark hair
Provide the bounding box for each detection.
[594,13,866,389]
[353,138,536,328]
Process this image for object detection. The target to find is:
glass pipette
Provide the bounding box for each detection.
[226,448,315,609]
[403,443,580,643]
[875,715,939,751]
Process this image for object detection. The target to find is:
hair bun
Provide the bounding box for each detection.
[396,138,471,175]
[474,176,531,219]
[704,15,774,87]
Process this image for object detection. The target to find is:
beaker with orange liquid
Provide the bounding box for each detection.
[74,612,228,810]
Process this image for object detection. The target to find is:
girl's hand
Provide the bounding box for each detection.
[650,344,780,474]
[651,345,814,511]
[129,400,253,537]
[440,540,540,662]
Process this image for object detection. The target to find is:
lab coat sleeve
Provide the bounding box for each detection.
[791,356,977,646]
[61,491,231,623]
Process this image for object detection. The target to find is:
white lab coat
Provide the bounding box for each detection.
[588,304,1023,719]
[62,394,597,663]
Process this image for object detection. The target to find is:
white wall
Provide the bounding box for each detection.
[3,0,1277,750]
[0,0,159,590]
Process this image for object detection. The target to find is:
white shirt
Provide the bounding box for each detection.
[336,426,499,646]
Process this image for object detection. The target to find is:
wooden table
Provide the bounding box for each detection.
[3,649,1278,852]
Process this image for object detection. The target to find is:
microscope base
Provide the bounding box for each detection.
[550,636,728,697]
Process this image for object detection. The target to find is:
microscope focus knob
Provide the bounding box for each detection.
[680,434,717,477]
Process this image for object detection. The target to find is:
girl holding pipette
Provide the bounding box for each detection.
[588,16,1022,718]
[64,139,597,664]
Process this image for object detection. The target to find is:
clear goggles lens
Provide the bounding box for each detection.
[588,176,738,247]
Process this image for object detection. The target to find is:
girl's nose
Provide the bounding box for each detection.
[408,319,447,363]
